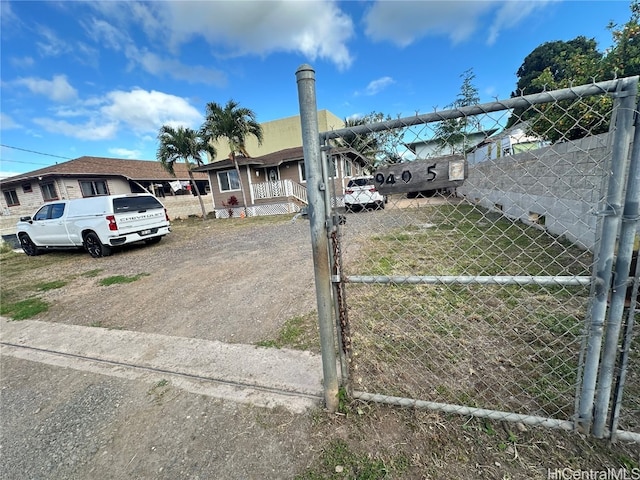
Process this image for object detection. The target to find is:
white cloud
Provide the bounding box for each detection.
[33,118,119,140]
[26,87,201,142]
[487,1,552,45]
[36,26,71,57]
[108,147,142,159]
[135,49,227,86]
[1,2,21,32]
[91,0,355,70]
[101,89,203,134]
[0,113,22,130]
[10,56,35,68]
[364,0,550,47]
[84,18,130,52]
[84,17,227,86]
[15,74,78,102]
[362,77,395,96]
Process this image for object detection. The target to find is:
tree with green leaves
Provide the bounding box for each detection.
[506,1,639,142]
[505,36,604,136]
[604,0,640,78]
[340,112,404,172]
[156,125,215,219]
[200,100,263,215]
[433,68,481,155]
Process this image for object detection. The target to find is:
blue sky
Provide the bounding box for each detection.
[0,0,632,178]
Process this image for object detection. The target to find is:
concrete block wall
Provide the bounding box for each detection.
[458,133,613,250]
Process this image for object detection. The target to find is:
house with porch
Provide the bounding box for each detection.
[194,146,369,218]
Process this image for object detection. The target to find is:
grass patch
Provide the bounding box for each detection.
[35,280,68,291]
[296,438,408,480]
[1,297,49,320]
[256,312,320,353]
[99,273,150,286]
[82,268,103,278]
[344,202,594,419]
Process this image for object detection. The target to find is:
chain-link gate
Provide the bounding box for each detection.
[297,67,639,442]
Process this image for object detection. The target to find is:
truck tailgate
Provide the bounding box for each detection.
[115,209,167,233]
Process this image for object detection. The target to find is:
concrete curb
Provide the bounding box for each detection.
[0,318,324,413]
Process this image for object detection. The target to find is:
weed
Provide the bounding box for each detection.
[1,298,49,320]
[82,269,103,278]
[296,438,406,479]
[338,387,349,415]
[35,280,68,291]
[99,273,150,286]
[255,312,320,352]
[147,379,170,402]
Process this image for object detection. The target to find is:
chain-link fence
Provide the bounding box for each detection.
[297,68,639,442]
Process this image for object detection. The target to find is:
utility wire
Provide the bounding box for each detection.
[0,144,72,160]
[0,158,55,166]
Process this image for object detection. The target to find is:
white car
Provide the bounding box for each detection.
[344,176,386,211]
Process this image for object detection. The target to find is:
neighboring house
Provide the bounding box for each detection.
[0,156,208,216]
[467,124,549,164]
[194,146,369,218]
[405,129,499,159]
[207,110,344,161]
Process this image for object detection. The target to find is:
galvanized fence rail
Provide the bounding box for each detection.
[297,65,640,442]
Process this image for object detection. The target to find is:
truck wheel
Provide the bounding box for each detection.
[19,234,40,256]
[84,232,112,258]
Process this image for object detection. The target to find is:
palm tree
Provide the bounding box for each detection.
[200,100,263,216]
[156,125,215,220]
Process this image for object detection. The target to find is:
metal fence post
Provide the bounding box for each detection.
[593,88,640,437]
[296,64,339,412]
[578,77,639,435]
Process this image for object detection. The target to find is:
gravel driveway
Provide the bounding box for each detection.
[33,217,318,345]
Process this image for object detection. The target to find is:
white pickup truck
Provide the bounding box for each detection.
[16,194,171,258]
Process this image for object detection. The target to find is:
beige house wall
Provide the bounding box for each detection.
[208,110,344,161]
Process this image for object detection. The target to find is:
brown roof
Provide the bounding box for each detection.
[194,146,304,172]
[193,146,368,172]
[1,156,207,186]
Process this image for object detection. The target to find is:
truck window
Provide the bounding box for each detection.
[113,196,163,213]
[34,205,51,221]
[50,203,66,219]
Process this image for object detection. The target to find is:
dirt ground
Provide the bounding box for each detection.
[22,216,319,344]
[2,210,639,479]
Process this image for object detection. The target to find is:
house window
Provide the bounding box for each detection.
[41,182,58,201]
[80,180,109,197]
[344,159,352,177]
[22,183,32,193]
[299,161,306,182]
[218,169,240,192]
[329,157,337,178]
[4,190,19,206]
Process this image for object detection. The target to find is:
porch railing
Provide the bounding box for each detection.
[252,179,307,204]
